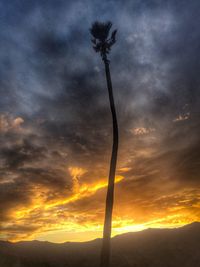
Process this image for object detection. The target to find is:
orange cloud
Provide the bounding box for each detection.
[173,112,190,122]
[0,114,24,133]
[131,127,155,136]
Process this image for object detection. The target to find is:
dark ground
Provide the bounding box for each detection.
[0,222,200,267]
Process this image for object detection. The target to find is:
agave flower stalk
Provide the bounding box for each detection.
[90,21,118,267]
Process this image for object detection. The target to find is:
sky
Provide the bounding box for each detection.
[0,0,200,243]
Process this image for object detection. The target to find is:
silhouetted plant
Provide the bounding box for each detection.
[90,21,118,267]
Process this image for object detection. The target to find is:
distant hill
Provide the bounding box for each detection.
[0,222,200,267]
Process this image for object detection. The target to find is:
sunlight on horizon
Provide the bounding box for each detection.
[5,217,197,243]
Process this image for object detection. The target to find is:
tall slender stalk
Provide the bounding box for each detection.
[100,54,119,267]
[90,21,118,267]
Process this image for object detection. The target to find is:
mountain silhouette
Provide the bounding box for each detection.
[0,222,200,267]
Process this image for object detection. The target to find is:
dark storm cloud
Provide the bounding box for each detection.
[0,139,46,169]
[0,0,200,240]
[0,165,72,220]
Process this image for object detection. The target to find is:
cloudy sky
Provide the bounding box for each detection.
[0,0,200,242]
